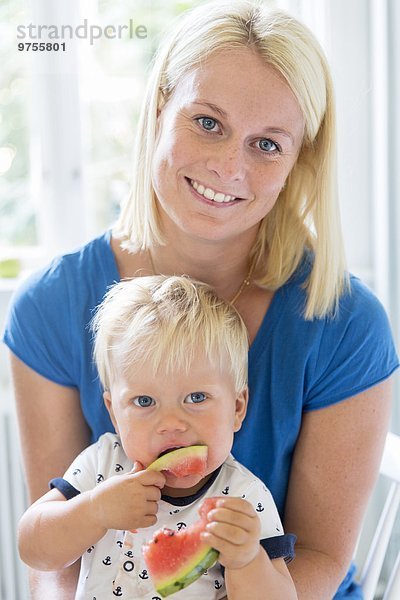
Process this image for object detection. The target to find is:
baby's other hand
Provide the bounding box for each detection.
[200,497,261,570]
[89,461,166,532]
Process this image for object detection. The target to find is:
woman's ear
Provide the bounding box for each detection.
[155,88,170,137]
[157,88,166,115]
[103,391,119,434]
[234,387,249,433]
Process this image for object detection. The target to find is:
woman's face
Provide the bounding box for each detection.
[152,47,305,245]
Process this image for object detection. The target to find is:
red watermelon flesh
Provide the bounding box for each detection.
[142,496,220,597]
[147,445,208,478]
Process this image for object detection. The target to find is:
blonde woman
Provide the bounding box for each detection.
[4,1,398,598]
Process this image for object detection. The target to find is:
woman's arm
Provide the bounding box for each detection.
[10,352,91,599]
[284,378,393,599]
[10,353,91,502]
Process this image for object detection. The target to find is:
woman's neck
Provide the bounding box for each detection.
[150,235,258,302]
[112,219,260,302]
[111,228,274,344]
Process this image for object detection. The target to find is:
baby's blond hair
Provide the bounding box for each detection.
[92,275,248,393]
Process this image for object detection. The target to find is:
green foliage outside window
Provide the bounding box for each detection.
[0,0,203,249]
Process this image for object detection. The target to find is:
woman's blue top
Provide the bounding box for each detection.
[3,230,399,598]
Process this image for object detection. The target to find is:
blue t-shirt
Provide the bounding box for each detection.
[3,230,399,599]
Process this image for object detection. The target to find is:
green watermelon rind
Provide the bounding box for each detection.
[157,547,219,598]
[147,445,207,472]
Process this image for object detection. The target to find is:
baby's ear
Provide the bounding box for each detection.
[234,387,248,433]
[103,391,118,433]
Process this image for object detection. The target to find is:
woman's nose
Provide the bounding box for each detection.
[206,140,247,183]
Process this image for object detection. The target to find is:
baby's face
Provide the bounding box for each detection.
[104,350,247,496]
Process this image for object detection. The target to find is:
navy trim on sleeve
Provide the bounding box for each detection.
[50,477,81,500]
[221,532,296,578]
[261,533,297,563]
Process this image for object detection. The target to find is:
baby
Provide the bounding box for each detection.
[18,276,296,599]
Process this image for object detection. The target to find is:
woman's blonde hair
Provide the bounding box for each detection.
[92,275,249,393]
[114,0,349,319]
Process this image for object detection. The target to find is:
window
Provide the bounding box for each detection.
[0,0,205,268]
[0,0,36,251]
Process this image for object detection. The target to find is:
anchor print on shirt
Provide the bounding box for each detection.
[96,473,105,483]
[113,440,121,449]
[176,522,186,531]
[138,569,149,580]
[222,486,230,495]
[102,556,112,566]
[256,502,265,513]
[115,463,124,473]
[112,587,123,597]
[72,468,81,476]
[214,580,223,590]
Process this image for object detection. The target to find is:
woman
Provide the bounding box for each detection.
[4,1,398,598]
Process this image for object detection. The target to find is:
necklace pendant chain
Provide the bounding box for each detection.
[229,259,255,305]
[148,250,254,305]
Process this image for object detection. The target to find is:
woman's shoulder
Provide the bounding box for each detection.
[2,231,119,385]
[282,251,388,326]
[275,270,399,409]
[342,274,386,314]
[12,230,117,306]
[269,265,397,360]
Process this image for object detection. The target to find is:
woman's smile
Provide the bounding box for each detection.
[185,176,245,207]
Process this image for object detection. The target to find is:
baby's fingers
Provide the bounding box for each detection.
[133,468,166,489]
[139,500,161,529]
[141,514,158,528]
[214,497,257,518]
[203,520,249,545]
[208,506,259,535]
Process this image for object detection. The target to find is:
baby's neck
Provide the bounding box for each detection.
[162,472,215,499]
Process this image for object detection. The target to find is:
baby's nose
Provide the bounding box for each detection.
[156,410,189,434]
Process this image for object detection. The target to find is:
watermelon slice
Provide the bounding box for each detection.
[147,445,208,478]
[143,497,220,597]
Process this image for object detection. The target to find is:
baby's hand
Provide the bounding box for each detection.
[89,461,166,532]
[200,497,261,570]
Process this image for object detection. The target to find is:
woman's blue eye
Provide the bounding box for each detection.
[198,117,217,131]
[133,396,154,408]
[186,391,207,404]
[258,138,279,153]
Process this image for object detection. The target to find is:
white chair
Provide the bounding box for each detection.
[359,431,400,600]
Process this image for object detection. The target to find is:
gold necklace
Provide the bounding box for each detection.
[229,259,255,305]
[148,250,255,305]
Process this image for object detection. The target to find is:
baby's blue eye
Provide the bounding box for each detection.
[185,392,207,404]
[258,138,279,153]
[133,396,154,408]
[198,117,217,131]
